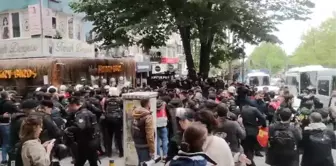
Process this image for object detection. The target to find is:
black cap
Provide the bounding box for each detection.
[21,99,39,109]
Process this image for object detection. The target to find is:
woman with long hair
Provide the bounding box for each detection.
[20,116,54,166]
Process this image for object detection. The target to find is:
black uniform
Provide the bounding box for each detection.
[102,97,123,157]
[65,107,100,166]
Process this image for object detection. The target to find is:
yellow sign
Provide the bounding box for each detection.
[97,65,122,73]
[0,69,37,79]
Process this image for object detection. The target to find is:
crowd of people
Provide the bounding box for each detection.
[0,77,335,166]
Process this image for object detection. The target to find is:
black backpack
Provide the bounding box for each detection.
[74,109,97,139]
[8,142,24,166]
[105,98,122,123]
[269,127,297,159]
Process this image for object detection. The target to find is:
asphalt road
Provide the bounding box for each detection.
[56,150,336,166]
[2,149,336,165]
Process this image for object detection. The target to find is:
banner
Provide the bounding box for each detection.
[0,13,11,39]
[0,38,41,58]
[28,4,53,36]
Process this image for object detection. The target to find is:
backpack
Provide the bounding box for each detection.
[105,98,122,123]
[307,129,333,164]
[74,109,97,139]
[8,142,24,166]
[269,127,297,160]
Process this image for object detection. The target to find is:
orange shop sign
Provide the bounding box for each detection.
[97,65,122,73]
[0,69,37,79]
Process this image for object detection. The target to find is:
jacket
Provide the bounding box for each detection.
[21,139,50,166]
[166,131,183,162]
[241,105,266,136]
[33,111,63,143]
[300,122,336,166]
[157,103,168,128]
[214,118,246,153]
[203,135,234,166]
[168,151,216,166]
[266,122,302,166]
[131,107,155,154]
[9,112,27,148]
[0,99,18,123]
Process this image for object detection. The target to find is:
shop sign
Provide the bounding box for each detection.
[136,62,151,73]
[97,65,123,73]
[0,69,37,79]
[0,39,41,59]
[151,75,170,80]
[0,38,95,59]
[45,39,94,57]
[161,57,179,64]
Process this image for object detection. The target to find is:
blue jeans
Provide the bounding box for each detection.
[135,147,150,166]
[0,124,10,162]
[156,127,168,156]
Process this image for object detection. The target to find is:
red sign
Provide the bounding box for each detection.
[161,57,179,64]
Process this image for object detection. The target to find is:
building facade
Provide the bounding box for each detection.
[0,0,94,59]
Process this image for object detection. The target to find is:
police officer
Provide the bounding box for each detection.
[102,87,123,157]
[65,97,100,166]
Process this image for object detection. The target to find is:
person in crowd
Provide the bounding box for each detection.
[214,103,246,153]
[300,112,336,166]
[156,99,169,161]
[195,110,235,166]
[20,116,54,166]
[0,91,19,164]
[166,108,195,162]
[35,100,63,143]
[9,99,39,149]
[240,91,267,166]
[65,97,100,166]
[131,98,155,165]
[168,122,216,166]
[266,108,302,166]
[102,87,123,157]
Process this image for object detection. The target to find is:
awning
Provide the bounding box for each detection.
[136,62,152,72]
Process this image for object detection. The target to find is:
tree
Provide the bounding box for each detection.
[70,0,314,78]
[290,14,336,67]
[247,42,287,73]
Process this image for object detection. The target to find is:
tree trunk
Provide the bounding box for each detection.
[178,26,197,80]
[198,35,214,79]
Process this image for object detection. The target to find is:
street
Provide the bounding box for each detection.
[56,150,336,166]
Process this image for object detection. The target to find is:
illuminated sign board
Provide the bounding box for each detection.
[97,65,122,73]
[0,69,37,79]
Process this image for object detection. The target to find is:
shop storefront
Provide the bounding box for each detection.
[136,62,151,87]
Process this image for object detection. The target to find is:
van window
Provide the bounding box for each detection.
[332,76,336,91]
[285,76,298,86]
[262,76,270,85]
[318,80,330,96]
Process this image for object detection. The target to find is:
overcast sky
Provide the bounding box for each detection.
[245,0,336,56]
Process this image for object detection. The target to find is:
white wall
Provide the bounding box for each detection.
[0,8,85,41]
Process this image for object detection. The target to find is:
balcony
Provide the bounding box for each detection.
[0,38,94,59]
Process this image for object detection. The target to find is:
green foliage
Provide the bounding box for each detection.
[70,0,314,78]
[248,42,287,73]
[290,14,336,67]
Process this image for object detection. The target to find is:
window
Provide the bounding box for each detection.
[332,76,336,91]
[11,13,20,37]
[249,76,259,86]
[52,17,56,29]
[262,76,270,85]
[318,80,330,96]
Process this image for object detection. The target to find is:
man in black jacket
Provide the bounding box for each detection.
[300,112,336,166]
[241,97,267,166]
[266,108,302,166]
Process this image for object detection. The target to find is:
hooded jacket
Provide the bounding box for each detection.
[300,122,336,166]
[131,107,155,154]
